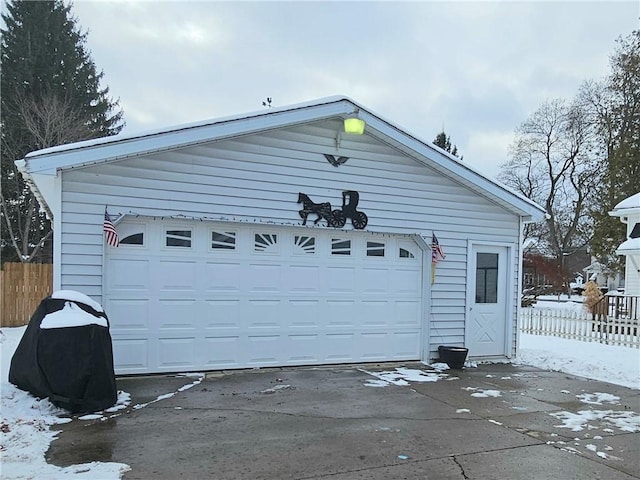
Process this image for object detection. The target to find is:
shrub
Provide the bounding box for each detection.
[583,281,603,314]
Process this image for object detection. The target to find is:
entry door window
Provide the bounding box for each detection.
[475,253,498,303]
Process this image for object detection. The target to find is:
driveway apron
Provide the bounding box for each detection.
[46,363,640,480]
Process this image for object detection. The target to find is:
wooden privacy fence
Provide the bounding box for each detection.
[520,307,640,349]
[0,263,52,327]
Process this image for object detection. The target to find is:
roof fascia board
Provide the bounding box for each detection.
[610,207,640,218]
[24,100,355,175]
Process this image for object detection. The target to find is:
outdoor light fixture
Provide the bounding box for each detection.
[344,117,365,135]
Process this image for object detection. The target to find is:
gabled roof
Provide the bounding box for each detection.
[610,192,640,217]
[17,96,545,222]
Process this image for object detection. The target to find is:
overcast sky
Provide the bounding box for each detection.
[66,1,638,179]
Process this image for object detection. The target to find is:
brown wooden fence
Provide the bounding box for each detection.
[0,262,53,327]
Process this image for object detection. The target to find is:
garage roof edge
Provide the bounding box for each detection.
[20,95,545,221]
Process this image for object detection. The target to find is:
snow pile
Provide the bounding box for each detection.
[576,392,620,405]
[550,409,640,433]
[516,333,639,390]
[462,387,502,398]
[40,301,108,329]
[360,367,451,387]
[50,290,104,313]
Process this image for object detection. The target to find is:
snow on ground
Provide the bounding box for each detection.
[359,366,452,387]
[517,296,639,390]
[516,333,639,390]
[0,326,203,480]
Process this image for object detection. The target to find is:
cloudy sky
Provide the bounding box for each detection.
[66,1,638,179]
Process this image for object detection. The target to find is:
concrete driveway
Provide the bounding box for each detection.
[47,363,640,479]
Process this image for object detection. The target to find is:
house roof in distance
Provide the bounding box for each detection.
[610,192,640,217]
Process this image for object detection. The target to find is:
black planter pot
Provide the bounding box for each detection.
[438,346,469,369]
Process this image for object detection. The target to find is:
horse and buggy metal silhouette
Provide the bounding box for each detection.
[297,191,368,229]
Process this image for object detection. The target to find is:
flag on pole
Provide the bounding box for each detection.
[431,233,445,284]
[104,209,119,247]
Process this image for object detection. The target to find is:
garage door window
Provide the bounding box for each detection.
[399,248,415,258]
[254,233,278,253]
[294,235,315,254]
[120,233,144,246]
[211,231,236,250]
[166,230,192,248]
[366,241,385,257]
[331,238,351,255]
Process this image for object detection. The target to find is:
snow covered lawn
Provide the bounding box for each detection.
[517,333,639,390]
[518,296,639,390]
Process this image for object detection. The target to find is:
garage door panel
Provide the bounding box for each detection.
[158,337,196,368]
[112,338,149,371]
[108,299,150,329]
[392,268,422,295]
[204,299,241,329]
[361,268,390,293]
[326,300,356,327]
[157,260,198,291]
[108,259,149,290]
[286,265,321,292]
[247,299,282,330]
[323,333,355,362]
[107,221,424,374]
[287,334,320,363]
[359,332,389,360]
[204,262,242,292]
[360,300,392,327]
[391,331,421,358]
[247,335,280,365]
[247,263,281,292]
[287,300,320,328]
[326,267,356,293]
[156,299,198,329]
[201,336,242,367]
[394,300,422,327]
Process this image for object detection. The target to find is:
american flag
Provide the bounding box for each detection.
[432,233,445,264]
[104,209,119,247]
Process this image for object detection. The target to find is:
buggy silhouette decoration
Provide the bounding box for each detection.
[297,191,368,229]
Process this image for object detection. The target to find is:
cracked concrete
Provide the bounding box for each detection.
[46,363,640,479]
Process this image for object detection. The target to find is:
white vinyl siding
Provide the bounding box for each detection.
[59,119,521,360]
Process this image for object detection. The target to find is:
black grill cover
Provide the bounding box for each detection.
[9,295,117,413]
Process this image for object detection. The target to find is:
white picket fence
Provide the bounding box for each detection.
[520,308,640,349]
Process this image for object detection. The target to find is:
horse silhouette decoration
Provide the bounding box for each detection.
[297,193,335,226]
[296,191,368,229]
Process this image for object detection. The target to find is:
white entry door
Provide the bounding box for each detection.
[467,244,509,357]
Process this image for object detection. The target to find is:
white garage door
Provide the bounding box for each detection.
[105,219,423,374]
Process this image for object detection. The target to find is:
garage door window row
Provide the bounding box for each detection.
[117,225,418,261]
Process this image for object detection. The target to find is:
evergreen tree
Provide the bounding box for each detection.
[588,30,640,274]
[432,130,462,159]
[1,0,124,263]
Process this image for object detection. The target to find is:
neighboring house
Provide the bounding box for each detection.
[582,260,622,292]
[522,242,590,293]
[17,96,545,375]
[610,192,640,297]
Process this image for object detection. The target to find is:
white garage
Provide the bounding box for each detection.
[18,96,545,375]
[106,220,423,374]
